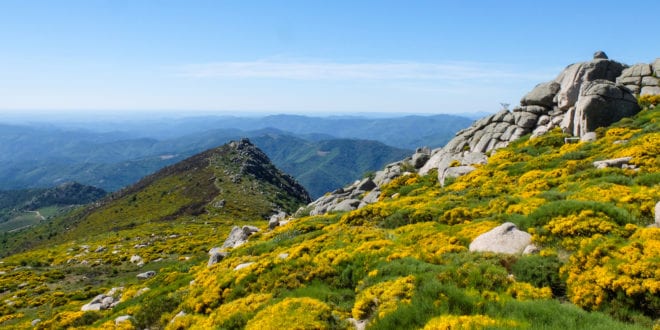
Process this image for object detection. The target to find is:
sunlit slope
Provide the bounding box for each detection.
[0,107,658,329]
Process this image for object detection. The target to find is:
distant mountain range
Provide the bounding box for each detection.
[0,114,469,197]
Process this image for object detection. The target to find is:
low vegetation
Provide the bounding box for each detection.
[0,105,657,329]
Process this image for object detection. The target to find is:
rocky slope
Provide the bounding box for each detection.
[306,52,658,215]
[0,139,310,256]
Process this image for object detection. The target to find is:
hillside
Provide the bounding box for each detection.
[0,53,658,329]
[0,103,657,329]
[251,134,411,198]
[0,182,106,233]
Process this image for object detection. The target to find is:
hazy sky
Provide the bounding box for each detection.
[1,0,659,116]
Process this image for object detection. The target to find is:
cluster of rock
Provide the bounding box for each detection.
[81,287,123,311]
[207,225,260,267]
[616,60,660,96]
[300,147,434,216]
[299,52,655,222]
[418,51,650,182]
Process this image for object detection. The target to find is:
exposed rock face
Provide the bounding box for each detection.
[299,52,652,213]
[655,201,660,225]
[522,81,561,107]
[307,177,382,216]
[616,61,660,95]
[469,222,532,255]
[417,52,644,183]
[569,80,640,136]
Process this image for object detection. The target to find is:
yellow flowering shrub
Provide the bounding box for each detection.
[538,210,623,250]
[562,228,660,315]
[201,293,272,328]
[245,297,334,330]
[506,282,552,301]
[423,314,517,329]
[352,276,415,320]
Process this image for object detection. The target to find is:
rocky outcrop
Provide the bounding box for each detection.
[306,177,381,216]
[418,51,642,183]
[81,287,122,311]
[469,222,532,255]
[593,157,633,169]
[616,61,660,96]
[298,52,651,214]
[222,225,260,249]
[655,201,660,225]
[207,248,229,267]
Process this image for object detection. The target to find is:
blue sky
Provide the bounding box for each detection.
[1,0,659,116]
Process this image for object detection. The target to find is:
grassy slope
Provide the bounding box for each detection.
[0,107,658,329]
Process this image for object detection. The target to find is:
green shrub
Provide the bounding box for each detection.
[511,255,566,297]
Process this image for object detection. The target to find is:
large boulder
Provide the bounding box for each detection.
[222,226,260,249]
[439,165,476,187]
[553,54,625,111]
[569,80,640,136]
[521,81,560,107]
[655,201,660,225]
[469,222,531,255]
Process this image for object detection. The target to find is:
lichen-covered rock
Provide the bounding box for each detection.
[469,222,531,255]
[592,157,632,169]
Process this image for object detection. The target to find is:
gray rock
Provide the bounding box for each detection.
[439,166,476,187]
[137,271,156,280]
[570,80,640,136]
[593,157,632,169]
[115,315,133,325]
[554,58,625,111]
[617,76,641,85]
[531,126,549,138]
[469,222,532,255]
[521,81,560,107]
[522,244,540,255]
[580,132,597,142]
[170,311,186,324]
[356,178,377,191]
[536,115,550,126]
[655,201,660,225]
[207,251,229,267]
[222,226,259,249]
[362,189,381,204]
[269,211,286,229]
[654,58,660,77]
[328,199,361,213]
[593,50,608,59]
[514,112,539,128]
[278,253,289,259]
[641,86,660,95]
[101,296,115,309]
[411,152,430,169]
[641,76,659,87]
[234,262,255,271]
[31,319,41,326]
[81,302,102,311]
[491,109,510,122]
